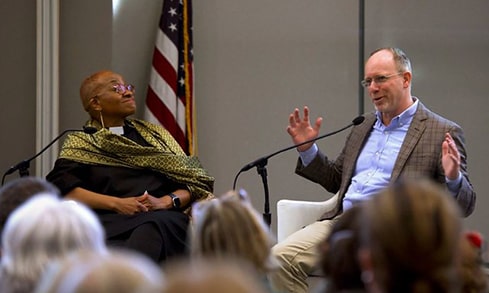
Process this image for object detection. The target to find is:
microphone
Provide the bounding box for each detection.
[237,116,365,174]
[232,115,364,227]
[1,126,97,185]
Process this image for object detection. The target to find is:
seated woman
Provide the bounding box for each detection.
[46,70,214,263]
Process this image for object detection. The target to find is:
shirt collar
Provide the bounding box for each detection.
[107,119,135,135]
[375,97,418,129]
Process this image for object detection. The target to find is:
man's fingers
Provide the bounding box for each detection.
[442,140,449,155]
[303,106,309,122]
[289,113,296,125]
[314,117,323,131]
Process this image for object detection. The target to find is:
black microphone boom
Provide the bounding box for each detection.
[234,116,365,181]
[1,126,97,185]
[232,115,364,227]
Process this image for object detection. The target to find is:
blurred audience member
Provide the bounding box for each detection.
[319,204,365,293]
[162,259,267,293]
[458,231,488,293]
[0,176,59,242]
[35,248,164,293]
[358,179,463,293]
[0,194,106,293]
[190,190,278,292]
[465,231,485,258]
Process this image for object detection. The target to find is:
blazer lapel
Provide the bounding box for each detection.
[390,103,429,182]
[340,113,376,195]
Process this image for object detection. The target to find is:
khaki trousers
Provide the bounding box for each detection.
[269,218,338,293]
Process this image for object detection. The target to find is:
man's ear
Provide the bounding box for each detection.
[402,71,412,88]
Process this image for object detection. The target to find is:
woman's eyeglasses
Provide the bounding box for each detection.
[112,83,136,94]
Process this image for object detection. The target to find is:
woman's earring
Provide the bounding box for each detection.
[99,111,105,128]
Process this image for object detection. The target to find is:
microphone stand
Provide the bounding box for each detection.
[233,116,364,227]
[256,160,271,227]
[1,127,97,185]
[232,157,272,226]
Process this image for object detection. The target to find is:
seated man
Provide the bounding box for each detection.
[270,47,476,293]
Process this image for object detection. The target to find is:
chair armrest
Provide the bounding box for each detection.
[276,193,338,242]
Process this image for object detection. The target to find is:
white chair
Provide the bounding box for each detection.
[276,193,339,242]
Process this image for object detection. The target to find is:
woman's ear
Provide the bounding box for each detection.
[89,97,102,111]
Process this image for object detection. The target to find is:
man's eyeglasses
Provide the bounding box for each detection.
[112,83,135,94]
[360,72,404,88]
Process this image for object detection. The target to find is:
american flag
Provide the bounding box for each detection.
[145,0,195,155]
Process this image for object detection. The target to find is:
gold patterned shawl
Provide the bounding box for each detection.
[59,119,214,202]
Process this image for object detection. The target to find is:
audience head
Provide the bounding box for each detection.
[358,179,463,293]
[191,189,277,273]
[458,231,488,293]
[319,204,364,292]
[0,176,59,239]
[0,194,106,293]
[35,248,164,293]
[162,258,267,293]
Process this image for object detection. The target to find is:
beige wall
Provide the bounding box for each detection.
[0,0,37,179]
[1,0,488,238]
[59,0,112,129]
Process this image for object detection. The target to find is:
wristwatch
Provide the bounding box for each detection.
[168,193,181,209]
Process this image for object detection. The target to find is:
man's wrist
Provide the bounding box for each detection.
[299,143,318,166]
[446,171,462,194]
